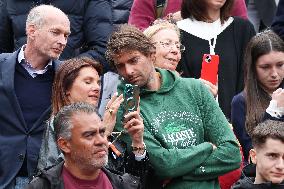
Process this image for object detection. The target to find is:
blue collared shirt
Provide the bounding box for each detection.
[18,45,53,78]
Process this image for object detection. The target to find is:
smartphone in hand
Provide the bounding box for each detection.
[200,54,219,85]
[123,83,140,116]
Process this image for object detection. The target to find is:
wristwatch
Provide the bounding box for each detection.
[131,142,146,155]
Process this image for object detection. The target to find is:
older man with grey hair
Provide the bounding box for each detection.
[26,102,140,189]
[0,5,70,189]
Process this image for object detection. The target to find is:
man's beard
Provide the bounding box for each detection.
[71,151,108,171]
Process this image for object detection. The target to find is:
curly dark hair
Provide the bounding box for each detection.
[105,24,155,69]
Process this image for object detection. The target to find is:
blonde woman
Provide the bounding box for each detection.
[144,21,218,96]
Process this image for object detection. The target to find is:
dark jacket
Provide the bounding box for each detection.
[232,164,284,189]
[37,121,149,188]
[0,0,114,71]
[26,161,141,189]
[111,0,133,26]
[272,0,284,40]
[0,50,60,188]
[231,91,252,164]
[245,0,277,28]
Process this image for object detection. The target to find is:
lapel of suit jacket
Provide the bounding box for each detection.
[1,49,28,130]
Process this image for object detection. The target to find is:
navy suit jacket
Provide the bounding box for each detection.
[272,0,284,40]
[231,92,252,164]
[246,0,277,27]
[0,49,60,188]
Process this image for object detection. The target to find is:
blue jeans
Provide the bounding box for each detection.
[6,177,29,189]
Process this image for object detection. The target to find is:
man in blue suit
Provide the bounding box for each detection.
[0,5,70,189]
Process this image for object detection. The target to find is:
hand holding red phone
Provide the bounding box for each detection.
[199,78,218,98]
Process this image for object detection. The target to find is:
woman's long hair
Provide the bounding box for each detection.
[244,30,284,136]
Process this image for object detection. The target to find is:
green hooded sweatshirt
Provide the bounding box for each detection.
[114,68,241,189]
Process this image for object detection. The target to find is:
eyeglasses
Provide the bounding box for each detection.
[156,40,185,53]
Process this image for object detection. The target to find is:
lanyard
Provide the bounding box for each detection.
[208,37,217,55]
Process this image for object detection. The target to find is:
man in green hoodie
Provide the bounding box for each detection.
[106,24,241,189]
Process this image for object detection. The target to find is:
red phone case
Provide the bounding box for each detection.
[200,54,219,85]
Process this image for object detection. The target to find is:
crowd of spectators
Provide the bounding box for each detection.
[0,0,284,189]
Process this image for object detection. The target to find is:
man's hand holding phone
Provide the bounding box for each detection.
[123,109,144,148]
[122,83,145,155]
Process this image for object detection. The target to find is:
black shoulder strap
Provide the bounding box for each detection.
[155,0,167,19]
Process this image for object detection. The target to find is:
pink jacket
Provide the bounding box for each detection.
[231,0,248,20]
[128,0,182,30]
[128,0,248,31]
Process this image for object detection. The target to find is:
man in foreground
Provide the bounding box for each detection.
[26,102,140,189]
